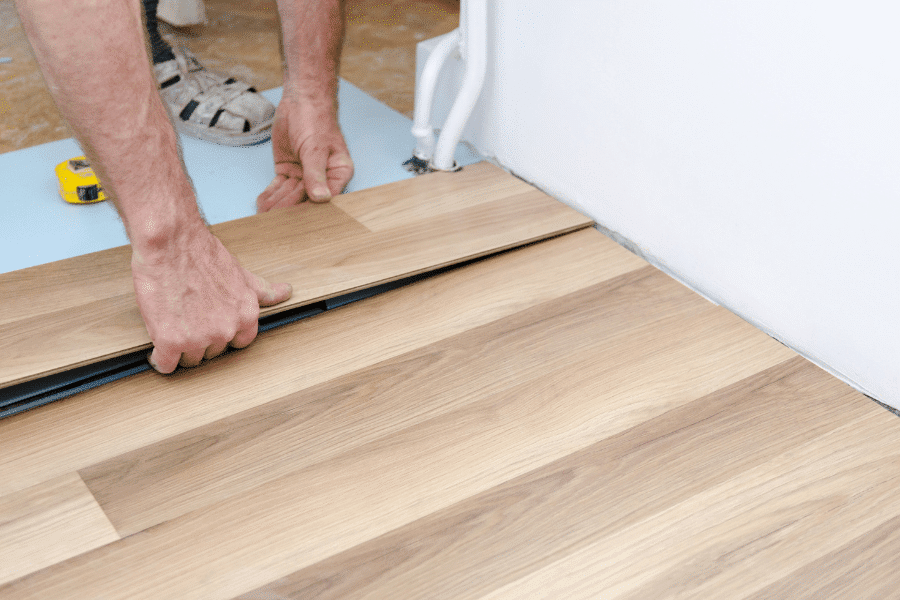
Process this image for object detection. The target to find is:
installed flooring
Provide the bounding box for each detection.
[1,168,898,596]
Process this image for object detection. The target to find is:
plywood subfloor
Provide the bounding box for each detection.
[1,219,896,598]
[0,162,590,388]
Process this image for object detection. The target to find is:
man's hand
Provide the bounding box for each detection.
[256,95,354,212]
[260,0,351,212]
[18,0,295,374]
[132,223,292,373]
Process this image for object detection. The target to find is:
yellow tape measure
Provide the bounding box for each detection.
[55,156,107,204]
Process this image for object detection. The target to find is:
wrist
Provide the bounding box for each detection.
[281,81,338,111]
[125,181,208,264]
[87,120,207,260]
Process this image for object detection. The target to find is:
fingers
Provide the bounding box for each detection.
[327,152,355,197]
[245,270,293,307]
[230,314,259,349]
[149,346,180,375]
[268,177,306,212]
[257,174,308,213]
[204,341,229,361]
[256,174,287,213]
[265,139,353,209]
[146,277,288,374]
[149,337,230,373]
[179,347,206,369]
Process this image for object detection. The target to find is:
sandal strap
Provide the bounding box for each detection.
[179,82,254,128]
[154,45,273,134]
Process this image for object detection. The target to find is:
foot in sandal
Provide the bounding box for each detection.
[142,0,274,146]
[154,46,275,146]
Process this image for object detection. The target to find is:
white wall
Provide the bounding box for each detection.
[421,0,900,405]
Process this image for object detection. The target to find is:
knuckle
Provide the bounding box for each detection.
[242,296,260,322]
[182,333,206,351]
[239,316,258,334]
[157,333,184,351]
[220,326,239,344]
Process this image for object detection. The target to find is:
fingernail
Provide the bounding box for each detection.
[311,186,330,200]
[270,283,291,302]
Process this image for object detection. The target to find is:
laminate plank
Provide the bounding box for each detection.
[0,473,119,586]
[474,402,900,600]
[83,264,711,535]
[331,161,536,231]
[0,162,592,388]
[0,263,793,599]
[0,190,589,388]
[745,511,900,600]
[251,187,593,302]
[232,358,869,600]
[1,160,520,327]
[0,246,133,327]
[0,229,642,497]
[0,192,361,328]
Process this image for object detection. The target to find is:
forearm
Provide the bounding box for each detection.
[276,0,344,103]
[15,0,203,257]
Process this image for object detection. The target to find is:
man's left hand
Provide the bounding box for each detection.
[257,94,354,212]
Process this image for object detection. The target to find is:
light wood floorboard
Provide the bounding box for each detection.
[745,511,900,600]
[234,358,864,600]
[0,473,119,586]
[80,265,663,535]
[475,404,900,600]
[80,263,775,536]
[330,161,536,231]
[0,162,591,388]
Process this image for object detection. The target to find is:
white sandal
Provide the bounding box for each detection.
[154,46,275,146]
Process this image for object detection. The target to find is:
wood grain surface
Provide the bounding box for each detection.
[0,229,640,497]
[234,358,866,600]
[1,182,896,599]
[0,162,592,388]
[0,473,118,586]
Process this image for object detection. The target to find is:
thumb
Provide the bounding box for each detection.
[245,270,293,307]
[301,146,332,202]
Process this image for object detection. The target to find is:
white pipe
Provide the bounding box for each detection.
[411,29,461,161]
[432,0,487,171]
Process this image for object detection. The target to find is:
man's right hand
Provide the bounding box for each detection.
[16,0,294,374]
[131,222,292,374]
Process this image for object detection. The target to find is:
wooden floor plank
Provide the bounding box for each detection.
[474,401,900,600]
[82,264,716,536]
[0,473,119,586]
[233,358,868,600]
[1,161,519,328]
[0,187,362,328]
[331,162,537,231]
[744,511,900,600]
[261,188,593,304]
[0,257,793,599]
[0,162,591,388]
[0,229,641,498]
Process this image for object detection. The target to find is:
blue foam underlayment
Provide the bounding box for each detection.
[0,79,481,274]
